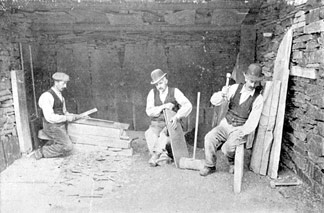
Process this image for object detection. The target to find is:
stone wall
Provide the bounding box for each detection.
[256,0,324,198]
[0,14,23,172]
[8,1,248,131]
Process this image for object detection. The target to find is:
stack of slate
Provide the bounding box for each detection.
[68,118,133,156]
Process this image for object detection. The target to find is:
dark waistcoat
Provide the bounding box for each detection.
[225,84,261,127]
[151,87,180,122]
[42,89,65,125]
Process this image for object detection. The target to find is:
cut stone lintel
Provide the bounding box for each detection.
[31,23,241,33]
[17,1,254,12]
[290,66,318,79]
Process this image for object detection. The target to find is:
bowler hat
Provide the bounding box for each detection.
[150,69,167,84]
[244,63,263,81]
[52,72,70,82]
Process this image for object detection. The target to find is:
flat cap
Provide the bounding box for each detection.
[52,72,70,82]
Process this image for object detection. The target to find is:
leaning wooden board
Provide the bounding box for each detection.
[11,70,32,153]
[250,81,280,174]
[268,28,293,179]
[163,109,189,168]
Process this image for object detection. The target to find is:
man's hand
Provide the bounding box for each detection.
[164,103,175,110]
[66,114,76,122]
[221,86,229,98]
[232,129,245,145]
[169,116,178,130]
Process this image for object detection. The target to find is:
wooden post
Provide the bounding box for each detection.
[11,70,33,153]
[234,143,244,194]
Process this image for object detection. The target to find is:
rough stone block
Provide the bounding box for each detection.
[307,49,324,64]
[304,20,324,34]
[164,10,195,25]
[320,7,324,19]
[305,84,322,96]
[292,50,303,60]
[290,66,318,79]
[306,8,320,24]
[294,14,306,23]
[305,158,316,179]
[295,11,306,17]
[292,21,306,30]
[313,164,324,184]
[106,13,144,25]
[318,122,324,137]
[294,130,307,141]
[311,95,324,108]
[314,109,324,121]
[292,41,306,49]
[294,34,313,43]
[307,134,324,157]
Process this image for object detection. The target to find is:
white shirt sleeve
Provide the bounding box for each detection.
[210,84,238,106]
[174,88,192,119]
[240,94,264,136]
[38,92,67,123]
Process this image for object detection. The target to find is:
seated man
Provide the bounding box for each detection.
[35,72,81,159]
[145,69,192,167]
[200,63,264,176]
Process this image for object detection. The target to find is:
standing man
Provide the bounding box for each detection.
[200,63,264,176]
[145,69,192,167]
[35,72,80,160]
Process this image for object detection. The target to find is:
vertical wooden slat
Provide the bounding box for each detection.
[234,143,244,194]
[11,70,33,154]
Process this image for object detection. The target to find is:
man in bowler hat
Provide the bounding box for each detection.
[200,63,264,176]
[145,69,192,167]
[35,72,81,159]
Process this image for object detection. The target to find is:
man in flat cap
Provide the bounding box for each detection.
[35,72,81,159]
[145,69,192,167]
[200,63,264,176]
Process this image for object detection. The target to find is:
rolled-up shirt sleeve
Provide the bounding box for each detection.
[210,84,238,106]
[38,92,67,123]
[240,94,264,136]
[174,88,192,119]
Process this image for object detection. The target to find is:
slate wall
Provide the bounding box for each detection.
[256,0,324,198]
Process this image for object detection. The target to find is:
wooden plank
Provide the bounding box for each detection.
[250,81,278,174]
[72,117,129,130]
[259,81,281,175]
[234,143,244,194]
[68,123,122,139]
[69,134,131,149]
[11,70,33,153]
[163,109,189,168]
[269,28,293,179]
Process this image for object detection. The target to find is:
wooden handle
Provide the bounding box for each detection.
[193,92,200,159]
[79,108,98,117]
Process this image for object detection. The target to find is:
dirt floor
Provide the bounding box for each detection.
[1,131,323,213]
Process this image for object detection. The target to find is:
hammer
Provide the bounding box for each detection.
[270,180,302,189]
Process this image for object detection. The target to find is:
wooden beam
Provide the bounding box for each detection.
[11,70,33,154]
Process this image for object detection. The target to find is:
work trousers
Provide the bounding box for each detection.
[145,121,170,155]
[41,122,73,158]
[204,118,246,167]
